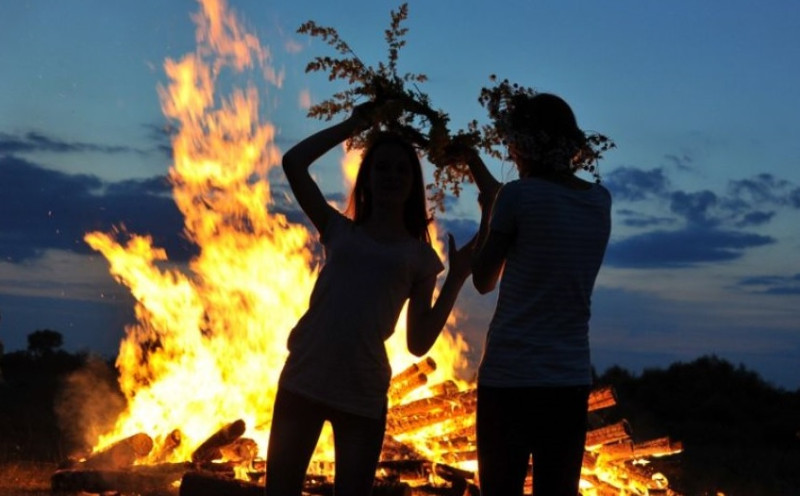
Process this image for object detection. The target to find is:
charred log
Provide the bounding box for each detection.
[191,419,246,463]
[81,433,154,469]
[51,463,185,494]
[179,470,262,496]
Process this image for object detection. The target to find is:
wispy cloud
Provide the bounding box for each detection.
[0,131,145,155]
[737,273,800,295]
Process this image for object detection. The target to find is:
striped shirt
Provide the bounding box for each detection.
[478,178,611,387]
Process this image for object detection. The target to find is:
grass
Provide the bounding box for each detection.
[0,461,58,495]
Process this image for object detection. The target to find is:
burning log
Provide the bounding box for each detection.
[598,437,684,462]
[388,357,437,403]
[387,390,477,435]
[219,437,259,464]
[81,433,154,469]
[585,420,632,448]
[381,435,426,461]
[389,372,429,404]
[428,379,459,396]
[439,449,477,465]
[375,460,474,494]
[425,434,474,453]
[152,428,183,463]
[587,385,617,411]
[376,459,433,483]
[388,385,611,437]
[389,389,476,419]
[392,356,437,384]
[191,419,246,463]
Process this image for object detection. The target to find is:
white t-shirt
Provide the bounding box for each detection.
[478,178,611,387]
[280,212,444,418]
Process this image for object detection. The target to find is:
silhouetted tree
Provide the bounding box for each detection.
[27,329,63,357]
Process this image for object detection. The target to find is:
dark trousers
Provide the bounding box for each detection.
[266,387,386,496]
[477,384,589,496]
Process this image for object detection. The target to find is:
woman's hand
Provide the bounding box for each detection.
[350,98,401,132]
[350,101,378,131]
[447,232,475,282]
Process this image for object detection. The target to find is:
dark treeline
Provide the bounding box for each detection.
[1,331,799,495]
[594,356,800,496]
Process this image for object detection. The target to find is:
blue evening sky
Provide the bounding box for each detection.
[1,1,799,389]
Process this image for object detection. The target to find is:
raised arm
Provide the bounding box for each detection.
[406,233,474,357]
[471,185,510,294]
[282,108,370,233]
[463,148,501,202]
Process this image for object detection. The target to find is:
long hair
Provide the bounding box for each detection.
[345,133,431,243]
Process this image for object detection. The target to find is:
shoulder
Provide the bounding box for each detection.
[590,183,612,205]
[321,211,354,243]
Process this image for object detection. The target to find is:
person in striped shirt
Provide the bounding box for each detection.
[468,92,612,496]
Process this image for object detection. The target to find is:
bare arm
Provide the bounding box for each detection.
[471,187,510,294]
[406,234,474,356]
[282,111,368,233]
[472,228,511,294]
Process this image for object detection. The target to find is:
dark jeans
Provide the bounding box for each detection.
[266,387,386,496]
[477,384,590,496]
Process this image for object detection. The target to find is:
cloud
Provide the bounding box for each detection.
[734,210,775,227]
[604,166,670,201]
[284,39,304,54]
[728,173,796,206]
[436,217,479,246]
[0,155,192,263]
[603,165,797,268]
[604,227,774,268]
[298,89,312,110]
[0,131,143,155]
[615,209,676,228]
[669,190,719,227]
[737,273,800,295]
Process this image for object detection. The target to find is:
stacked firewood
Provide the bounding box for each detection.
[50,357,683,496]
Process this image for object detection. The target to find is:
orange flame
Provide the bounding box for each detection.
[84,0,471,468]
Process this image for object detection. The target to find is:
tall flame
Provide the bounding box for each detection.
[83,0,470,466]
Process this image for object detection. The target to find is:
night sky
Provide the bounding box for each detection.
[1,1,799,389]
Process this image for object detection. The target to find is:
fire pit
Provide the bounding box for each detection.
[51,357,682,496]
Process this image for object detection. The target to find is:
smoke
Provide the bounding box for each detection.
[55,355,126,454]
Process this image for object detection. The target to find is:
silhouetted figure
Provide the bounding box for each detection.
[266,102,473,496]
[468,93,612,496]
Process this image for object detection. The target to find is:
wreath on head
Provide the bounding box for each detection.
[478,77,615,182]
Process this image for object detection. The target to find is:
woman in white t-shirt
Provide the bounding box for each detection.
[469,92,612,496]
[266,103,474,496]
